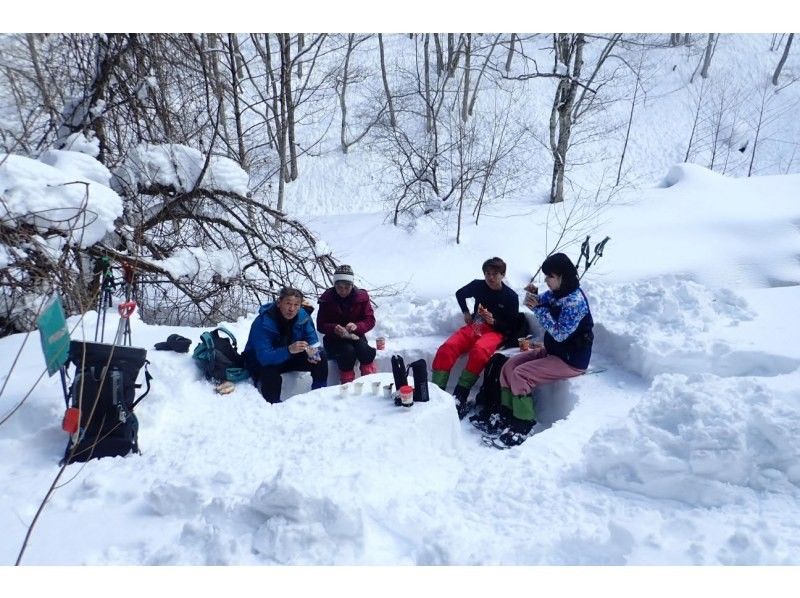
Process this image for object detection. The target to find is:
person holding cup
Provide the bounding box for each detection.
[242,287,328,404]
[316,264,379,384]
[492,253,594,447]
[431,257,520,419]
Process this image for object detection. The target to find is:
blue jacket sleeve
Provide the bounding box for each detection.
[248,316,291,366]
[532,290,588,342]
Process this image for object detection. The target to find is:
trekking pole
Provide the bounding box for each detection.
[94,257,114,343]
[121,261,136,346]
[578,236,611,280]
[587,236,610,269]
[575,236,591,277]
[113,301,137,347]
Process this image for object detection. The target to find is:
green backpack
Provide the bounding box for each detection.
[191,326,251,383]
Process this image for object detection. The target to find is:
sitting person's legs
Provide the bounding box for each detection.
[256,352,328,403]
[324,335,357,383]
[354,336,378,375]
[431,325,476,389]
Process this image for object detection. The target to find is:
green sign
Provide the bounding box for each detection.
[37,295,70,376]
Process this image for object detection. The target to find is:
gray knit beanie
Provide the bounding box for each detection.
[333,264,355,284]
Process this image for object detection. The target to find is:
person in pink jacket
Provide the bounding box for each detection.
[316,265,378,384]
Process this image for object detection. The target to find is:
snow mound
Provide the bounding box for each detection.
[588,276,762,379]
[582,372,800,507]
[660,162,728,188]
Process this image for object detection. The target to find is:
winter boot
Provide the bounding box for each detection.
[360,361,378,376]
[431,369,449,390]
[497,428,528,447]
[453,384,471,420]
[469,410,505,435]
[340,369,356,384]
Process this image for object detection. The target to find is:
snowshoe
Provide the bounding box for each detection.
[470,411,505,436]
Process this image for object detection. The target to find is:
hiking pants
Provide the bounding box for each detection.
[323,334,376,372]
[254,351,328,404]
[499,345,585,396]
[432,324,504,378]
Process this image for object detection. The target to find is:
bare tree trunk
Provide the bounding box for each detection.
[683,34,691,45]
[227,34,247,167]
[670,33,680,46]
[378,34,396,128]
[549,33,585,204]
[339,34,354,153]
[772,33,794,85]
[505,33,517,72]
[279,33,298,181]
[270,35,287,210]
[424,34,432,132]
[447,34,455,75]
[468,34,501,117]
[297,33,304,78]
[433,33,444,74]
[700,33,718,79]
[206,34,232,150]
[24,34,59,136]
[461,34,471,122]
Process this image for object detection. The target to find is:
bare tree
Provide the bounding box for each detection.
[505,33,517,72]
[772,32,794,86]
[378,34,396,128]
[549,33,586,204]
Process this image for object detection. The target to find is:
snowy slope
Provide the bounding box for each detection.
[2,164,800,566]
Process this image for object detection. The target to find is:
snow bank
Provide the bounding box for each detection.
[582,372,800,507]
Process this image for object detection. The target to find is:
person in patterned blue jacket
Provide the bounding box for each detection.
[243,287,328,403]
[494,253,593,447]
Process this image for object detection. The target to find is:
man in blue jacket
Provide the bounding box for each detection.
[243,287,328,403]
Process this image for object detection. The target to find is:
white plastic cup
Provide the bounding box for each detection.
[339,384,349,397]
[383,384,393,399]
[353,382,364,395]
[371,381,381,394]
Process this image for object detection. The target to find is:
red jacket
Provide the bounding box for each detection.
[316,287,376,337]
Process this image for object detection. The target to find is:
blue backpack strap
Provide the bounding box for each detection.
[214,326,238,350]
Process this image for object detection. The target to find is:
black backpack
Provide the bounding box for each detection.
[501,312,532,349]
[192,326,250,383]
[64,340,151,464]
[474,352,509,414]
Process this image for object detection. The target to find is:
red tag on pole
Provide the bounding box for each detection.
[62,407,80,434]
[118,300,137,319]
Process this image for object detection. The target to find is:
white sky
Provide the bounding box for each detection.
[3,1,792,33]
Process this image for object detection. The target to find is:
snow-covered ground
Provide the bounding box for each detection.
[3,162,800,571]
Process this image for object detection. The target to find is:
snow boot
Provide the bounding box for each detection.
[340,369,356,384]
[360,361,378,376]
[453,384,471,420]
